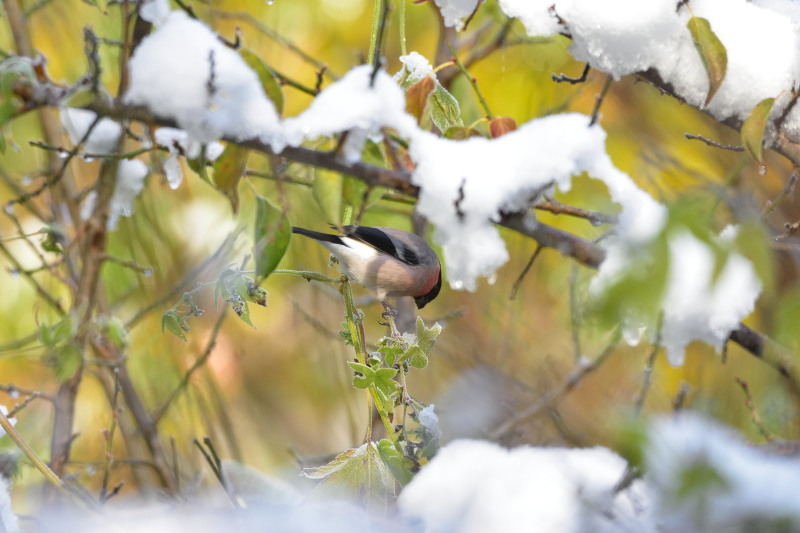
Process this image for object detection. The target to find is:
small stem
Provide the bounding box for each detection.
[367,0,383,67]
[399,0,407,55]
[447,42,493,119]
[762,170,798,219]
[735,378,774,441]
[342,280,402,453]
[0,407,96,512]
[271,269,338,283]
[589,75,614,126]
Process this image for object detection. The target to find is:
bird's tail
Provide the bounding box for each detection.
[291,227,343,244]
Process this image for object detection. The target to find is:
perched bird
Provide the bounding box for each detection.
[292,225,442,310]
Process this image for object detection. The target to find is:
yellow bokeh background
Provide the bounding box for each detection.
[1,0,798,511]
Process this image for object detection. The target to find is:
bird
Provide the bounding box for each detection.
[291,225,442,312]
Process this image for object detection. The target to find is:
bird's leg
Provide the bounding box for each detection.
[381,300,400,338]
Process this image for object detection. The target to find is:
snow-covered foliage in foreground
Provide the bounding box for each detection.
[116,11,763,364]
[23,413,800,533]
[495,0,800,138]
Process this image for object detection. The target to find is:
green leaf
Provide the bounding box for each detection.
[687,16,727,107]
[55,344,82,382]
[342,176,385,213]
[741,97,776,165]
[734,221,774,295]
[313,169,343,222]
[675,463,729,501]
[397,317,442,369]
[302,442,395,514]
[213,143,250,213]
[105,317,129,350]
[374,367,399,397]
[378,344,403,367]
[254,195,291,282]
[443,126,485,140]
[348,362,375,389]
[161,310,186,341]
[431,84,463,132]
[239,48,284,115]
[376,439,414,485]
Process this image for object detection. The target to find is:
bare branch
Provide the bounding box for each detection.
[684,132,744,152]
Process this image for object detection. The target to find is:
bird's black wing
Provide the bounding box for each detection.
[337,225,421,266]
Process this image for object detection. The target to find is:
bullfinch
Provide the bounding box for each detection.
[292,225,442,310]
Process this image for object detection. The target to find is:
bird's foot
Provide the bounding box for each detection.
[381,300,401,337]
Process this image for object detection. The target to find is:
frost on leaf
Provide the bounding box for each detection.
[397,317,442,369]
[302,442,395,514]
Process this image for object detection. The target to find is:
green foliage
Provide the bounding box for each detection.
[213,143,250,213]
[397,317,441,369]
[313,168,344,222]
[376,439,415,486]
[54,344,82,382]
[302,442,395,514]
[614,418,649,470]
[675,462,729,501]
[239,48,285,116]
[687,16,727,107]
[254,195,291,283]
[161,310,187,341]
[431,84,463,132]
[398,71,463,133]
[742,97,776,166]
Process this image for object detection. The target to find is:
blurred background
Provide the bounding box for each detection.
[1,0,799,513]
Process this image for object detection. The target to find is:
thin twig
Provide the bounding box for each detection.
[684,133,745,152]
[447,42,493,119]
[152,310,228,424]
[589,75,614,126]
[125,235,234,329]
[762,171,798,219]
[99,368,120,503]
[569,264,582,361]
[634,330,662,416]
[552,63,590,84]
[491,331,620,439]
[672,382,689,412]
[735,377,774,441]
[534,197,618,226]
[509,245,543,301]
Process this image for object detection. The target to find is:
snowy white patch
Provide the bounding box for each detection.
[154,128,224,189]
[282,66,416,162]
[399,439,656,533]
[0,406,16,440]
[418,404,442,440]
[496,0,562,37]
[125,12,282,147]
[393,52,434,88]
[406,114,665,290]
[646,413,800,531]
[498,0,800,127]
[0,475,18,533]
[108,159,149,231]
[434,0,480,31]
[139,0,170,27]
[60,108,122,157]
[660,231,761,366]
[592,226,761,366]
